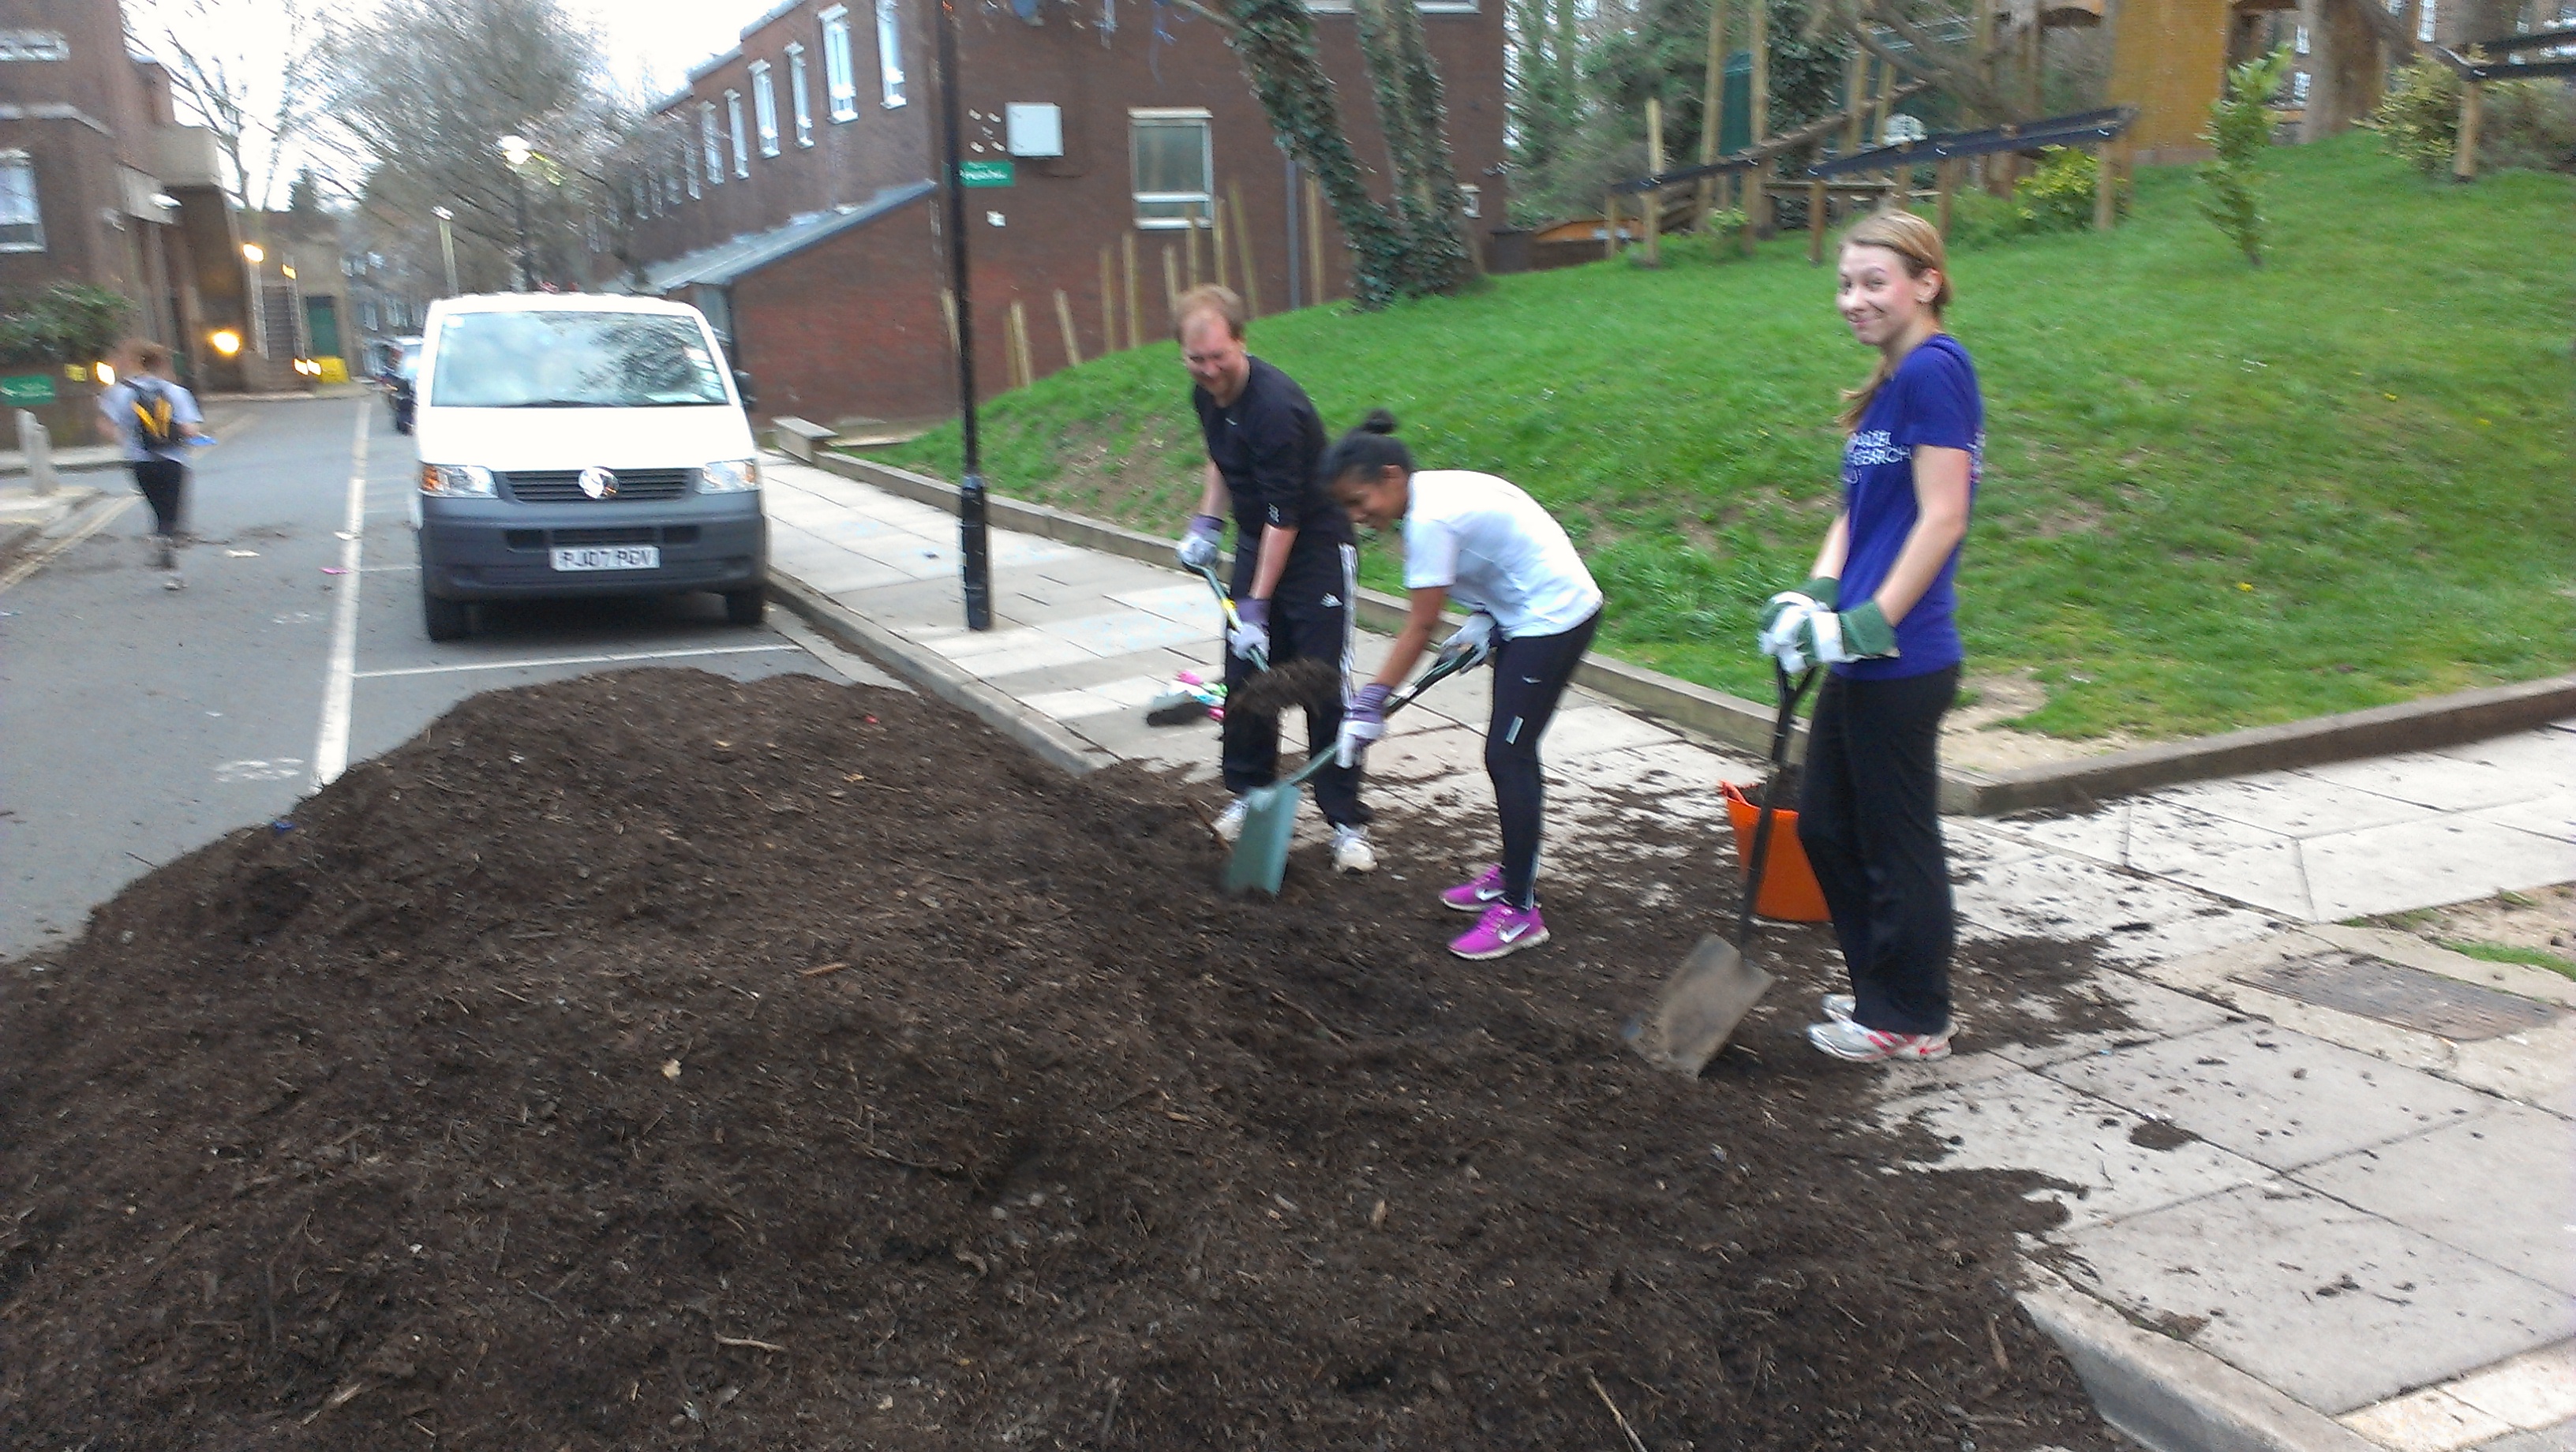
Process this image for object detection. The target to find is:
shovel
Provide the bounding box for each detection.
[1220,651,1473,896]
[1189,563,1338,719]
[1625,662,1819,1076]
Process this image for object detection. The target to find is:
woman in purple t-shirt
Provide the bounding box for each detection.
[1757,210,1981,1065]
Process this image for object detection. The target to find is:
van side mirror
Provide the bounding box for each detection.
[732,369,758,412]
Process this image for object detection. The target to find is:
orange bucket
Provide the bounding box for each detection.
[1720,780,1833,922]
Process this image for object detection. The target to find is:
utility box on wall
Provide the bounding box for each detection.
[1005,103,1064,158]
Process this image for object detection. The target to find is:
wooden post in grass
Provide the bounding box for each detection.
[1936,157,1957,238]
[1054,290,1083,369]
[2094,144,2117,230]
[2454,77,2484,182]
[1121,232,1141,350]
[940,287,958,351]
[1843,50,1867,157]
[1807,178,1828,264]
[1003,301,1028,390]
[1305,174,1326,301]
[1643,97,1664,267]
[1211,197,1230,290]
[1162,245,1181,324]
[1604,191,1619,258]
[1697,0,1731,226]
[1229,182,1260,315]
[1183,211,1201,290]
[1099,246,1117,352]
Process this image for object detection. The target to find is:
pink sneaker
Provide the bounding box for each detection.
[1450,901,1548,960]
[1806,1020,1952,1062]
[1440,865,1507,913]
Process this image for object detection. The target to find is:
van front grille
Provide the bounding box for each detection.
[503,468,692,502]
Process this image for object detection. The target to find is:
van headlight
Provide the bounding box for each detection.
[699,458,760,493]
[420,464,496,497]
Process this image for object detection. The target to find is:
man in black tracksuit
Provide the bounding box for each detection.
[1170,285,1372,873]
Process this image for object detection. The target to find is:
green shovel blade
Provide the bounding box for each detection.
[1221,780,1302,896]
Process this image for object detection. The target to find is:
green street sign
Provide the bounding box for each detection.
[1,373,58,407]
[958,159,1014,189]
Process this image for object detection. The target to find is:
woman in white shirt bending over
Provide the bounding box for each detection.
[1326,410,1604,962]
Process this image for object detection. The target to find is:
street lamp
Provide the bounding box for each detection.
[241,241,269,357]
[497,135,534,291]
[431,205,459,295]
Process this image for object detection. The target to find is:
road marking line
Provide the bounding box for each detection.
[309,403,369,791]
[351,644,799,679]
[0,494,137,595]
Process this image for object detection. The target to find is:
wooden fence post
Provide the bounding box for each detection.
[1184,211,1202,290]
[1747,0,1771,235]
[1697,0,1731,228]
[1936,157,1957,238]
[2094,144,2117,230]
[1121,232,1141,350]
[1807,178,1827,264]
[1099,246,1118,353]
[940,288,958,352]
[1304,174,1326,301]
[2454,77,2484,182]
[1604,191,1620,258]
[1643,96,1664,267]
[1055,290,1083,369]
[1005,300,1029,391]
[1162,245,1181,327]
[1211,196,1230,291]
[1229,182,1260,316]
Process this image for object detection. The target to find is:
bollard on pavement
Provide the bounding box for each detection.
[16,410,57,497]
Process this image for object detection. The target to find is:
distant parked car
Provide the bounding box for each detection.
[380,335,422,434]
[409,294,767,642]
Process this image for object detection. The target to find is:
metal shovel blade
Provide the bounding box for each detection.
[1624,934,1774,1076]
[1220,780,1301,896]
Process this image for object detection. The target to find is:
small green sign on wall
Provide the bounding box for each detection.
[958,160,1014,189]
[1,374,58,408]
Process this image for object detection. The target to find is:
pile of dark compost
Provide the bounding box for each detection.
[1,669,2127,1450]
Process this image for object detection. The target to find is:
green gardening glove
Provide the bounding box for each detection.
[1758,575,1840,635]
[1790,598,1899,664]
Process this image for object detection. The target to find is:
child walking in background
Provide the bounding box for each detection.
[1327,411,1604,961]
[1759,211,1981,1063]
[94,341,204,591]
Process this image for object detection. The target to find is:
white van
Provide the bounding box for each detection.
[410,293,768,640]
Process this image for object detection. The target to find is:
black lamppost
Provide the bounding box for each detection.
[498,134,535,292]
[933,0,991,631]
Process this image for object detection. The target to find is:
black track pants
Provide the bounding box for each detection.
[1795,664,1960,1036]
[129,458,186,537]
[1487,611,1598,908]
[1221,544,1368,828]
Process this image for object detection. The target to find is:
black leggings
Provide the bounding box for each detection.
[1488,611,1598,908]
[1795,665,1960,1036]
[129,458,186,537]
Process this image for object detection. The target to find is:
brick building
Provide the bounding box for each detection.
[0,0,267,395]
[610,0,1507,428]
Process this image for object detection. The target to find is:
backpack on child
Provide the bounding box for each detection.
[127,379,178,451]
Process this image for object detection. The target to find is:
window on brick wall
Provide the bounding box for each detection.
[0,150,42,252]
[753,62,780,155]
[874,0,907,107]
[728,90,749,175]
[2417,0,2436,42]
[822,6,858,121]
[1130,111,1211,229]
[702,103,724,182]
[787,43,814,145]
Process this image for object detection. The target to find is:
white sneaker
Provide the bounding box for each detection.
[1212,796,1249,844]
[1331,825,1376,874]
[162,570,185,591]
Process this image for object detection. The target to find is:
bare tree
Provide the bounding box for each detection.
[129,0,331,210]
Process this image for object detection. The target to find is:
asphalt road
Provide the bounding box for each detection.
[0,392,891,960]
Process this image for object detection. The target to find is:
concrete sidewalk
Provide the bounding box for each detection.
[757,454,2576,1452]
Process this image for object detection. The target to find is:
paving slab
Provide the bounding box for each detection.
[2472,1424,2576,1452]
[2291,1104,2576,1293]
[1986,969,2244,1069]
[2345,1388,2522,1451]
[2157,771,2438,839]
[1876,1068,2272,1228]
[2305,816,2576,921]
[2473,792,2576,846]
[2046,1020,2495,1170]
[1539,704,1685,758]
[2060,1181,2576,1413]
[2435,729,2576,780]
[2297,750,2554,813]
[2448,1345,2576,1436]
[1953,850,2282,967]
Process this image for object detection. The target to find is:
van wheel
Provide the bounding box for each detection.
[423,583,471,642]
[722,587,766,627]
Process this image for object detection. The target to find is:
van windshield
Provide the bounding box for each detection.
[428,312,729,409]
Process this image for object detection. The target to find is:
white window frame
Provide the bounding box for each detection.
[874,0,908,107]
[701,103,724,182]
[0,31,70,62]
[1129,110,1213,230]
[0,149,43,253]
[787,43,814,146]
[752,62,780,155]
[1458,183,1481,218]
[2417,0,2436,42]
[727,89,750,176]
[822,6,858,121]
[681,132,700,199]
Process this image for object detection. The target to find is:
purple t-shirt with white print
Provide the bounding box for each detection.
[1835,332,1981,680]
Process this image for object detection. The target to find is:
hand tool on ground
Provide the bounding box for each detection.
[1221,651,1473,896]
[1188,563,1339,719]
[1625,662,1819,1076]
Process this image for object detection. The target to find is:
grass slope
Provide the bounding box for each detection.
[876,136,2574,739]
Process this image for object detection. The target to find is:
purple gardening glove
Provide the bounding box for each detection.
[1176,513,1223,570]
[1227,596,1271,662]
[1335,683,1394,767]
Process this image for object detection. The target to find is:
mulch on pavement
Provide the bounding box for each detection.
[2,669,2129,1449]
